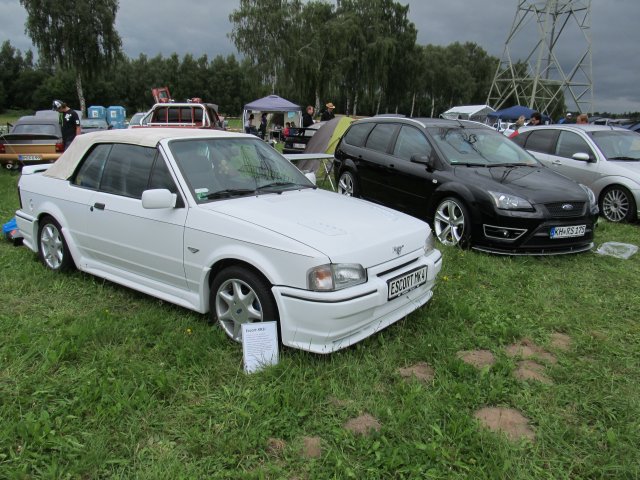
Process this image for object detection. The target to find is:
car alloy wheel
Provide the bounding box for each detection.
[38,216,74,272]
[211,266,278,343]
[434,198,470,247]
[338,171,357,197]
[601,186,635,222]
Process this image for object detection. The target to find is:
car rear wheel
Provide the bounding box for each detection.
[600,186,636,223]
[38,216,74,272]
[337,170,359,197]
[210,266,279,343]
[433,197,471,248]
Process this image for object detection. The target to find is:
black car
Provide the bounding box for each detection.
[283,123,323,154]
[333,117,599,255]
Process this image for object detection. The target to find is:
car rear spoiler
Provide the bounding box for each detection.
[1,133,60,142]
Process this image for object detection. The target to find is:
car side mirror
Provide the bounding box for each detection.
[141,189,176,209]
[304,172,317,185]
[572,152,592,162]
[411,154,435,171]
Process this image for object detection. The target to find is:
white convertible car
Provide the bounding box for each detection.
[16,129,442,353]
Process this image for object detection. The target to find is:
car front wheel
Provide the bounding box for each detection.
[337,170,359,197]
[433,197,471,248]
[210,266,279,343]
[600,186,636,223]
[37,216,74,272]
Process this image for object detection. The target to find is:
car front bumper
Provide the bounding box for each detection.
[272,248,442,354]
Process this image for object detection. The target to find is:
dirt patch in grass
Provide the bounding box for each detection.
[266,437,286,456]
[397,362,435,383]
[457,350,496,369]
[514,360,552,384]
[549,332,572,351]
[474,407,535,442]
[302,436,322,458]
[344,413,381,436]
[328,396,353,409]
[505,338,557,364]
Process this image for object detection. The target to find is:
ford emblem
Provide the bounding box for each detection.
[561,203,574,210]
[393,245,404,256]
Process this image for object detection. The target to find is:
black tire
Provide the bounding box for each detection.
[337,170,359,197]
[599,185,637,223]
[210,266,279,343]
[432,197,471,248]
[37,216,75,272]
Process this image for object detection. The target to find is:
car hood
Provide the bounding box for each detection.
[199,188,430,266]
[605,159,640,179]
[453,164,587,203]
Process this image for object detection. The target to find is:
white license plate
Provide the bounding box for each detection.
[18,154,42,161]
[550,225,586,239]
[293,143,306,149]
[387,266,427,300]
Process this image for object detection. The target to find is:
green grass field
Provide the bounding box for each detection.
[1,168,639,479]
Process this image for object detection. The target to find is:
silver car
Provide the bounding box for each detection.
[513,124,640,222]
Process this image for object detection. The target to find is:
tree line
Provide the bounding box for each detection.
[3,0,627,119]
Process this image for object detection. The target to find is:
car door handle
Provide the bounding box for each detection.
[551,160,562,165]
[92,202,105,211]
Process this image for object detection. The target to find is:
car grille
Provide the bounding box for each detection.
[543,202,586,218]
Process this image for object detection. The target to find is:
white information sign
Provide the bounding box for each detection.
[242,322,279,374]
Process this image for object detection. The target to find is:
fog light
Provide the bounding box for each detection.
[483,225,527,241]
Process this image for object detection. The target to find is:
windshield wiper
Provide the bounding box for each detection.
[451,162,486,167]
[608,156,640,161]
[486,163,536,168]
[255,181,309,193]
[206,188,256,199]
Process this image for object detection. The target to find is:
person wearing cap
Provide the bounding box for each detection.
[52,99,81,148]
[320,102,336,121]
[558,112,573,124]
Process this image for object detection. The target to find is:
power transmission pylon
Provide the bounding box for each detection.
[487,0,592,115]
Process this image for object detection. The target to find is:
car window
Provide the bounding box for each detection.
[428,127,537,166]
[170,138,312,203]
[72,144,112,189]
[152,107,167,123]
[100,144,156,198]
[524,129,557,154]
[12,124,58,135]
[555,131,594,159]
[149,156,179,194]
[167,108,179,123]
[343,123,374,147]
[393,126,432,161]
[180,107,192,123]
[510,131,530,148]
[591,131,640,160]
[365,123,396,153]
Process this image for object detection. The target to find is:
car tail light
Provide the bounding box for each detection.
[55,142,64,152]
[0,143,5,153]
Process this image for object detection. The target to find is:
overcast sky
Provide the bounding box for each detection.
[1,0,638,113]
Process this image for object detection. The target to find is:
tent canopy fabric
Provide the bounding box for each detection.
[441,105,495,121]
[304,116,354,155]
[486,105,550,123]
[243,95,301,112]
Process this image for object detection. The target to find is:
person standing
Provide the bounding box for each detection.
[527,112,542,126]
[53,99,81,149]
[244,113,255,134]
[259,112,268,139]
[576,113,589,124]
[320,102,336,121]
[558,112,573,124]
[302,105,314,127]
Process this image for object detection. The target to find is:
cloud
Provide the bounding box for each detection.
[1,0,638,113]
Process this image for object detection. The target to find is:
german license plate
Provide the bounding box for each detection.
[550,225,586,239]
[18,154,42,161]
[387,266,427,300]
[293,143,305,149]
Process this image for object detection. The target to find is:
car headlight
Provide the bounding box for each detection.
[579,183,598,212]
[488,191,533,210]
[307,263,366,291]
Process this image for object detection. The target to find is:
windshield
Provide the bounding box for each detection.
[169,137,314,203]
[428,127,539,166]
[590,130,640,160]
[12,124,58,135]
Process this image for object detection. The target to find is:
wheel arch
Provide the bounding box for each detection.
[426,182,478,221]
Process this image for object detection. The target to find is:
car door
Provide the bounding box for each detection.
[384,125,438,218]
[545,130,601,186]
[80,143,189,291]
[358,122,400,203]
